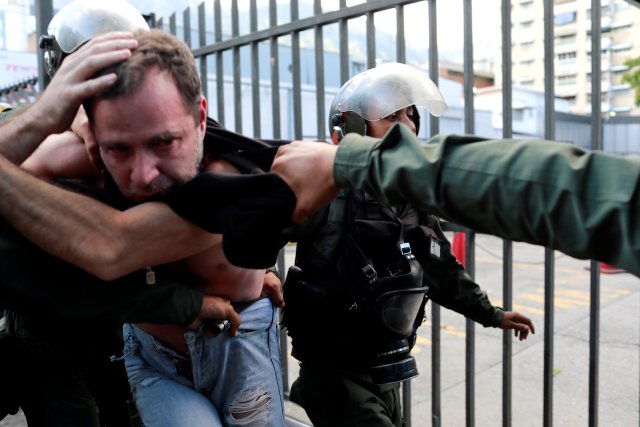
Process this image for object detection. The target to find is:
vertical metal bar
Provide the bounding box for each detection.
[314,0,326,141]
[198,3,208,110]
[544,1,555,140]
[543,1,555,426]
[465,229,476,427]
[269,0,282,139]
[339,0,349,84]
[591,3,603,151]
[501,2,513,427]
[291,0,303,139]
[169,13,177,36]
[396,5,406,63]
[397,3,409,425]
[183,7,191,48]
[463,1,475,426]
[428,1,440,137]
[589,4,602,426]
[366,12,376,68]
[157,17,164,31]
[250,0,261,137]
[35,0,53,90]
[214,0,225,125]
[543,251,555,427]
[428,4,441,425]
[589,261,600,427]
[502,240,513,427]
[232,0,242,133]
[463,0,474,134]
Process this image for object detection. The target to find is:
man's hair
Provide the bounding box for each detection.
[85,29,202,123]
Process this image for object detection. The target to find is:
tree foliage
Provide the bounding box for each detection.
[622,57,640,106]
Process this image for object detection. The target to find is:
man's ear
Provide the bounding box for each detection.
[198,96,208,137]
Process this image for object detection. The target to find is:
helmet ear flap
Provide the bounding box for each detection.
[329,111,367,143]
[344,111,367,136]
[330,112,345,144]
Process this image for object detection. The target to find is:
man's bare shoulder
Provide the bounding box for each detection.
[205,158,240,174]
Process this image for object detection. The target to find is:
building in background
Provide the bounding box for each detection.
[0,0,37,88]
[497,0,640,116]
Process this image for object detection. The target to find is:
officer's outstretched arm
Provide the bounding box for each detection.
[0,152,220,280]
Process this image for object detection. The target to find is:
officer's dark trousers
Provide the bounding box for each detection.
[6,311,140,427]
[290,362,404,427]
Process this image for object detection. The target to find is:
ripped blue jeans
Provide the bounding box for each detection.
[123,297,284,427]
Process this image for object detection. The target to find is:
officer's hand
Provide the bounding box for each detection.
[30,32,138,136]
[499,311,535,341]
[261,270,284,308]
[190,295,242,337]
[271,141,340,223]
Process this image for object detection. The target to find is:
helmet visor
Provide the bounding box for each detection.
[331,62,446,121]
[47,0,149,55]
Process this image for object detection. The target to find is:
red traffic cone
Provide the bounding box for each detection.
[452,232,466,268]
[599,262,625,274]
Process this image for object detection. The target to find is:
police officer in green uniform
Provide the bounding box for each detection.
[283,63,535,427]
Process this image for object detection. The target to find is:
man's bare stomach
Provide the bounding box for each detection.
[137,269,265,353]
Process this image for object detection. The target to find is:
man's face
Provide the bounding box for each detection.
[366,106,416,138]
[92,68,206,201]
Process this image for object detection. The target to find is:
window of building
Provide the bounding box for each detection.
[557,74,577,85]
[520,19,534,29]
[612,44,632,54]
[610,64,630,73]
[352,61,365,74]
[557,51,577,61]
[555,33,577,45]
[611,21,632,32]
[555,11,577,26]
[610,83,631,91]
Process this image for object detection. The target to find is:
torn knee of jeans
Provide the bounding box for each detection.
[227,386,271,426]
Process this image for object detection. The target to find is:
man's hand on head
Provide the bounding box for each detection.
[271,141,340,223]
[31,32,139,136]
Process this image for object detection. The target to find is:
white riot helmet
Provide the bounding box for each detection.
[329,62,446,143]
[39,0,150,78]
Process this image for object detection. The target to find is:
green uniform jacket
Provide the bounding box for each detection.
[335,125,640,276]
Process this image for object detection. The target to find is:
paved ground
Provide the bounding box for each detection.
[3,234,638,426]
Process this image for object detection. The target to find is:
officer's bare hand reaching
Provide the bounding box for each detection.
[500,311,535,341]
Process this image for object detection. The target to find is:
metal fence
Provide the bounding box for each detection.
[20,1,639,427]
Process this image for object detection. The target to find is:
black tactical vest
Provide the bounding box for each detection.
[284,190,430,383]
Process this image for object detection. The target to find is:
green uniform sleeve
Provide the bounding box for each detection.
[335,124,640,276]
[416,216,503,327]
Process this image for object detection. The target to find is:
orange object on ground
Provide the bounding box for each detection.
[452,232,466,268]
[600,262,625,274]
